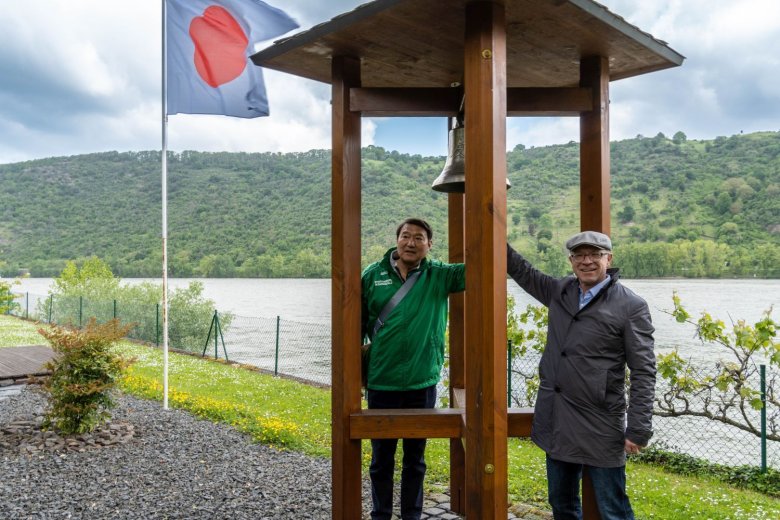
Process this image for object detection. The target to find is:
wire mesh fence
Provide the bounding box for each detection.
[6,290,778,470]
[651,361,779,469]
[508,348,779,469]
[221,314,332,386]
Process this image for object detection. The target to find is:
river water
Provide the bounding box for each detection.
[10,277,780,467]
[15,277,779,362]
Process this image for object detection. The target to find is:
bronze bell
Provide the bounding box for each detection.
[432,123,466,192]
[431,120,511,193]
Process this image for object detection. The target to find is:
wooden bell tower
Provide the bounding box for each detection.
[252,1,683,517]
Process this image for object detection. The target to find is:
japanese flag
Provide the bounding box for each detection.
[166,0,298,118]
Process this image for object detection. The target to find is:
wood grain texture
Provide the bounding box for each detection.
[251,0,683,88]
[448,193,466,514]
[0,345,54,379]
[349,86,592,116]
[579,55,611,234]
[463,3,508,517]
[330,55,363,520]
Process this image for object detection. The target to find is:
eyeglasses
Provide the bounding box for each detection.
[569,251,610,263]
[399,233,428,244]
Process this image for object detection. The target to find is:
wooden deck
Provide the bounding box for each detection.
[0,345,55,382]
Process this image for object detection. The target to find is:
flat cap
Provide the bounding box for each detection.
[566,231,612,252]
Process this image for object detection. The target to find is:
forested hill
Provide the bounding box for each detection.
[1,131,778,278]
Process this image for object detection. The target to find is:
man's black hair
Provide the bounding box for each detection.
[396,218,433,241]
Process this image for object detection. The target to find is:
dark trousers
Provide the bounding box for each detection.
[546,455,635,520]
[366,385,437,520]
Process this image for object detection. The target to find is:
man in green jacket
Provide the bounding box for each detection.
[361,217,465,520]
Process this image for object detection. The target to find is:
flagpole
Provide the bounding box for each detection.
[161,0,170,410]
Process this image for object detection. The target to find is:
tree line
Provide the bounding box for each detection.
[0,131,777,278]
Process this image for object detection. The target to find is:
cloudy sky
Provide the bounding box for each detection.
[1,0,778,164]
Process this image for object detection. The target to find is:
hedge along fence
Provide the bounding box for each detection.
[8,291,778,470]
[7,292,326,383]
[8,291,221,354]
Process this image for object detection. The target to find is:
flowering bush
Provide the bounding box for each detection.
[39,319,133,434]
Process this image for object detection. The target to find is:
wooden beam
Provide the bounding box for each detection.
[331,55,363,520]
[464,3,508,517]
[448,191,467,514]
[579,55,611,235]
[452,387,467,410]
[507,87,592,116]
[579,55,609,520]
[346,406,533,440]
[349,409,463,439]
[349,87,592,116]
[507,408,534,437]
[350,87,461,116]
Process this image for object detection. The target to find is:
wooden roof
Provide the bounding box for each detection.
[250,0,684,88]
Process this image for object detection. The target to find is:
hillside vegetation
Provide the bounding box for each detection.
[0,131,778,278]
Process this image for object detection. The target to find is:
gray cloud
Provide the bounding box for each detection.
[605,0,780,141]
[0,0,777,163]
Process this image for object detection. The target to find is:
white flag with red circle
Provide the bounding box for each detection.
[166,0,297,118]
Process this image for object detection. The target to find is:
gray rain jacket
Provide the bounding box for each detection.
[507,245,655,467]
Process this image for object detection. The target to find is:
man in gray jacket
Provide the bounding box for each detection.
[507,230,655,520]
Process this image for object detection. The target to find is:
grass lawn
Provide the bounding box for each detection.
[0,315,52,347]
[2,315,778,518]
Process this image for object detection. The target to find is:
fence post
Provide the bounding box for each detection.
[113,299,117,320]
[202,311,216,358]
[761,364,767,473]
[275,315,281,376]
[507,339,512,407]
[156,303,160,348]
[48,295,53,323]
[215,311,228,361]
[25,292,29,319]
[214,310,219,359]
[79,296,83,327]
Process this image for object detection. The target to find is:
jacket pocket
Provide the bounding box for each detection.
[561,357,607,408]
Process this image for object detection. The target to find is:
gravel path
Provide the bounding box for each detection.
[1,387,551,520]
[0,386,366,519]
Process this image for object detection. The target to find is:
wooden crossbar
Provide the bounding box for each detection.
[349,87,592,116]
[349,408,534,440]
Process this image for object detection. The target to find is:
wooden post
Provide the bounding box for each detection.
[579,55,609,520]
[331,55,362,519]
[579,55,610,235]
[582,471,602,520]
[463,2,508,517]
[448,191,466,514]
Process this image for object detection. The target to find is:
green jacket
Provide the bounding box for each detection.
[361,248,465,391]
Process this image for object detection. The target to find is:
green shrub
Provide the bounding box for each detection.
[0,277,21,315]
[39,319,133,434]
[37,256,231,351]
